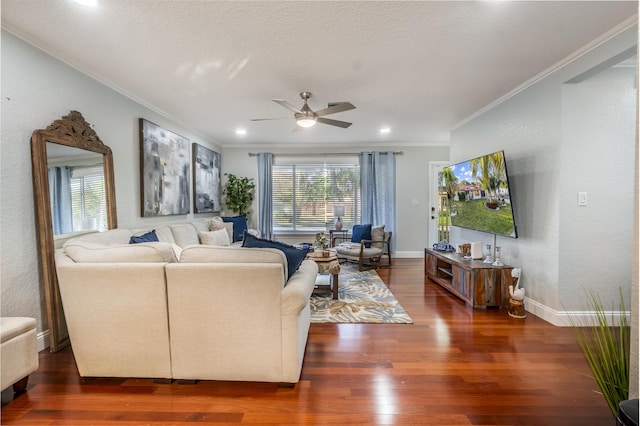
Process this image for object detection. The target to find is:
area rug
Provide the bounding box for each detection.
[310,264,413,324]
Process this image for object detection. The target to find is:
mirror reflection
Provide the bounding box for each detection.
[46,143,107,235]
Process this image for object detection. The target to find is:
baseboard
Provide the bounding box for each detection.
[37,329,50,352]
[394,251,423,258]
[524,297,630,327]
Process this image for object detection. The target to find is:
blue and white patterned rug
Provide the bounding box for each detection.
[310,264,413,324]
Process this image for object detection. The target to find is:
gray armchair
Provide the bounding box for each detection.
[333,225,392,271]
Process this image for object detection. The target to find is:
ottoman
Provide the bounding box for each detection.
[1,317,38,392]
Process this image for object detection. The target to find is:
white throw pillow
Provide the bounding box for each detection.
[199,229,231,246]
[209,218,234,243]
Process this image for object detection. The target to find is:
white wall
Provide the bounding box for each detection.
[222,145,449,256]
[1,31,221,341]
[450,26,637,322]
[559,66,636,307]
[1,30,449,346]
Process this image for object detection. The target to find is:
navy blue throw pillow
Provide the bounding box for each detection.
[222,216,248,242]
[242,233,310,280]
[129,229,159,244]
[351,224,372,248]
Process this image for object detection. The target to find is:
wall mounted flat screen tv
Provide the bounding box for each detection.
[443,150,518,238]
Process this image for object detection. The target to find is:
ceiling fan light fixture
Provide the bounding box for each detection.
[296,117,317,128]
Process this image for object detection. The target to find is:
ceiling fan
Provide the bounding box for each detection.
[251,91,355,129]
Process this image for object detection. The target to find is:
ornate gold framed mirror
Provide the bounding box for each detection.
[31,111,117,352]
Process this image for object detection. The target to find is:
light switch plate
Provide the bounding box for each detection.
[578,192,588,206]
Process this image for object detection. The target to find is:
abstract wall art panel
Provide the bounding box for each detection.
[192,143,222,213]
[139,118,190,217]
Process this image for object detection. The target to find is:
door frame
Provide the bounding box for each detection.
[428,161,449,248]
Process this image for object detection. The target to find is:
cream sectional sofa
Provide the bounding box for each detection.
[54,219,318,384]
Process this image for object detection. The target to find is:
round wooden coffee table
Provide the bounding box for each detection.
[306,252,340,299]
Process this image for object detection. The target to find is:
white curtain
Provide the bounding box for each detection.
[256,152,273,240]
[48,166,73,235]
[359,152,396,251]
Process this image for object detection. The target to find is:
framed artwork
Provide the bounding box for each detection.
[192,143,222,213]
[139,118,190,217]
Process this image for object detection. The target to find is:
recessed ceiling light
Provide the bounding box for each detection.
[235,129,247,136]
[73,0,98,6]
[379,127,391,134]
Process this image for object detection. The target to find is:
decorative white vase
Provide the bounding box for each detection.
[335,217,343,230]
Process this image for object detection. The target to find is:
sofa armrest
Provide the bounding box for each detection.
[281,260,318,315]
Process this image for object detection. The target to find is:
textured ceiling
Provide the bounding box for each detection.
[1,1,637,147]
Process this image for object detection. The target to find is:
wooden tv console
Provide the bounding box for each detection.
[424,248,513,309]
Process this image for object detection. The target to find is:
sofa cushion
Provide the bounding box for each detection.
[242,233,309,280]
[222,216,248,243]
[210,218,234,243]
[64,228,132,246]
[190,220,210,234]
[179,245,288,278]
[170,224,200,247]
[64,241,178,263]
[351,224,372,247]
[129,229,159,244]
[371,225,385,249]
[199,230,230,246]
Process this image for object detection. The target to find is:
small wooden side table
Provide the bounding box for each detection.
[328,229,349,247]
[307,252,340,299]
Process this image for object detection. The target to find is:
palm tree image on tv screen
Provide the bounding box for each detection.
[444,151,517,238]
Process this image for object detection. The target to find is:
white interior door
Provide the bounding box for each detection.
[428,161,449,247]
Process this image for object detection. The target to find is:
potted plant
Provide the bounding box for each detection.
[567,289,630,418]
[314,232,330,256]
[223,173,255,218]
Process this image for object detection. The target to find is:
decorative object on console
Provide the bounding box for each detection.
[470,242,483,259]
[508,268,526,319]
[457,243,471,258]
[483,243,494,263]
[493,246,504,266]
[432,240,455,252]
[139,118,190,217]
[333,205,345,230]
[223,173,255,218]
[192,143,221,214]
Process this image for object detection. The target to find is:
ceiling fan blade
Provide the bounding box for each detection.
[316,117,352,128]
[273,99,302,113]
[250,117,292,121]
[314,102,356,117]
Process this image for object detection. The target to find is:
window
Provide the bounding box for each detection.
[70,165,107,232]
[273,159,360,232]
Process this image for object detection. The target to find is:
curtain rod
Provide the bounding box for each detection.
[248,151,403,157]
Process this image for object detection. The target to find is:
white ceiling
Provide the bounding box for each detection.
[2,1,637,147]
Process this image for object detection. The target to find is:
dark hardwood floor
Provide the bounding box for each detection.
[2,259,612,425]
